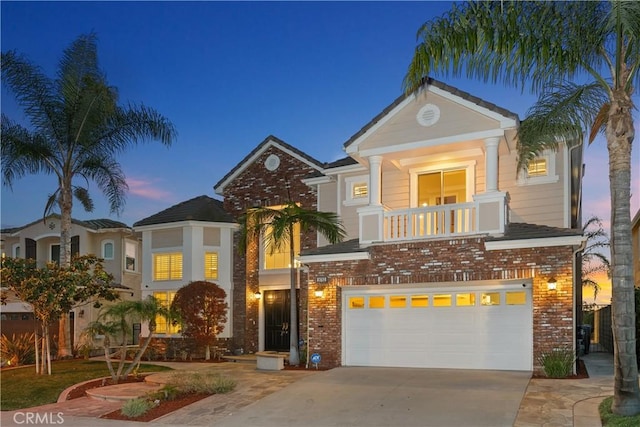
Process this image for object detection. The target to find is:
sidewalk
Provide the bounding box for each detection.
[514,352,614,427]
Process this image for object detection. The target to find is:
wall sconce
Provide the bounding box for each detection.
[547,278,557,291]
[314,288,324,298]
[254,291,262,300]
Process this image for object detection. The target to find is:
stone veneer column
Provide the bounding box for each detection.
[484,136,501,192]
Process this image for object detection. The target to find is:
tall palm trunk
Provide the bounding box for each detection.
[607,89,640,415]
[57,180,74,358]
[288,223,300,366]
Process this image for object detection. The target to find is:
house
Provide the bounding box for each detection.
[132,196,237,353]
[0,214,141,348]
[211,78,585,373]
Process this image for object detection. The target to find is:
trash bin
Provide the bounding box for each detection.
[581,324,592,354]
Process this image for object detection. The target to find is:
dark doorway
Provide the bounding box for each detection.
[264,289,297,351]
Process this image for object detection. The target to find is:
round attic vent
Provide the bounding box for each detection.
[264,154,280,171]
[416,104,441,127]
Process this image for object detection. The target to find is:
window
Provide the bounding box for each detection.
[456,293,476,306]
[411,295,429,307]
[369,296,385,308]
[153,292,180,334]
[344,175,370,206]
[204,252,218,280]
[348,296,365,309]
[12,244,20,258]
[102,240,114,260]
[417,169,466,207]
[264,222,300,270]
[481,292,500,306]
[505,291,527,305]
[433,294,452,307]
[125,241,137,272]
[153,252,183,281]
[389,295,407,308]
[518,150,559,185]
[50,244,60,263]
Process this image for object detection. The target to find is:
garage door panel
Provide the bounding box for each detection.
[344,287,532,371]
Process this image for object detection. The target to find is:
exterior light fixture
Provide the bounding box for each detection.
[254,291,262,300]
[314,288,324,298]
[547,278,557,291]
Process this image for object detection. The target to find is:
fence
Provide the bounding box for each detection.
[582,304,613,354]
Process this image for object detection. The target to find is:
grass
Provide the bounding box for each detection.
[0,359,172,411]
[599,396,640,426]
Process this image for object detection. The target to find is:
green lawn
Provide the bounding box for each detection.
[1,360,171,411]
[599,396,640,426]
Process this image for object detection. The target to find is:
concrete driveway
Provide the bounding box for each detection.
[212,366,531,427]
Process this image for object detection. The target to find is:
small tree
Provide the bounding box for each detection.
[582,216,611,303]
[84,296,171,383]
[171,281,228,360]
[0,255,117,375]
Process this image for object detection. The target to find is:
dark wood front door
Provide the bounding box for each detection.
[264,289,294,351]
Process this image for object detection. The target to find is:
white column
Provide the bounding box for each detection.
[369,155,383,206]
[484,137,500,192]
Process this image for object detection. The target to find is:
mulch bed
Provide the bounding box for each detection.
[66,375,148,400]
[100,393,210,422]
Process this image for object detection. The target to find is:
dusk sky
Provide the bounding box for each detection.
[1,0,638,249]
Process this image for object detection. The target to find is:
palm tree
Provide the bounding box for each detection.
[239,201,346,365]
[582,216,611,303]
[404,0,639,415]
[1,33,177,357]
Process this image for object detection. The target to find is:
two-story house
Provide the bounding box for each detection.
[212,78,585,373]
[0,215,141,348]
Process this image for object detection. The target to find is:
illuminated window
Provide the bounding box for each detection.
[204,252,218,280]
[349,297,365,309]
[527,158,547,177]
[344,175,370,206]
[505,291,527,305]
[411,295,429,307]
[369,296,385,309]
[102,240,114,260]
[517,150,559,186]
[264,222,300,270]
[153,253,183,281]
[433,294,452,307]
[153,291,180,334]
[481,292,500,306]
[389,295,407,308]
[125,241,137,272]
[456,293,476,306]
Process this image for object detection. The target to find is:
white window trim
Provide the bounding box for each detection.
[152,250,183,282]
[49,243,60,263]
[343,175,370,206]
[517,149,559,186]
[101,239,115,260]
[125,240,137,272]
[409,160,476,208]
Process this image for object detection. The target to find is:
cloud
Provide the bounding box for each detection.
[127,177,174,201]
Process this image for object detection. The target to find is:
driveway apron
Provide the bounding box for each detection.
[208,367,531,427]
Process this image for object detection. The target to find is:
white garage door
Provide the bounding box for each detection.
[343,284,532,371]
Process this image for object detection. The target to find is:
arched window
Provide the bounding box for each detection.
[102,240,115,260]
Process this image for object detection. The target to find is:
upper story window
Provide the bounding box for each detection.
[125,241,137,272]
[344,175,369,206]
[410,161,475,208]
[264,222,300,270]
[12,244,20,258]
[102,240,114,260]
[204,252,219,280]
[153,252,183,281]
[518,150,559,186]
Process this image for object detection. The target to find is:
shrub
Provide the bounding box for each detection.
[120,397,154,418]
[167,371,236,394]
[538,347,575,378]
[1,333,36,366]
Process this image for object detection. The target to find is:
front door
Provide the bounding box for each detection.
[264,289,293,351]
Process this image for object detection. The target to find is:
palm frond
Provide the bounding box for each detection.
[73,186,94,213]
[80,157,128,215]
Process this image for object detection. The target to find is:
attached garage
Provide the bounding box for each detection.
[342,281,533,371]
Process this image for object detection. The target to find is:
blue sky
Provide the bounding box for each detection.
[1,1,638,231]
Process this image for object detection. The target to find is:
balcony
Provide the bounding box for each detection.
[358,191,508,244]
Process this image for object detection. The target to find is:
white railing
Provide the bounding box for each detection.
[383,203,477,241]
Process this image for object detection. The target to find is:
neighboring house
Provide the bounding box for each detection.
[212,78,586,373]
[133,196,237,346]
[633,209,640,287]
[0,214,141,348]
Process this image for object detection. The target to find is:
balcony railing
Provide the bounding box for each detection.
[384,203,477,241]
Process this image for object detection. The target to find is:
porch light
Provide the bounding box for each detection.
[314,288,325,298]
[254,291,262,300]
[547,278,557,291]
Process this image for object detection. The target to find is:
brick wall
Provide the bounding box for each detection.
[222,145,319,354]
[305,238,575,372]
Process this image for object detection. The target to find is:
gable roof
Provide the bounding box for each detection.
[213,135,326,195]
[343,77,519,151]
[133,195,234,227]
